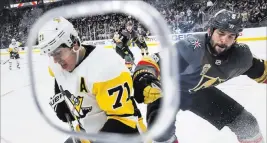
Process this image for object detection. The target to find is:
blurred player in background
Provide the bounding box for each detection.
[132,9,266,143]
[37,17,146,143]
[113,21,149,72]
[137,24,149,56]
[8,38,21,70]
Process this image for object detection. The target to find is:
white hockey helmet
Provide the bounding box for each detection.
[37,17,79,55]
[11,39,16,43]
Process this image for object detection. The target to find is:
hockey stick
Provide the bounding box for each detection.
[128,55,136,67]
[59,86,85,129]
[2,52,20,65]
[60,86,91,143]
[65,113,78,143]
[2,59,10,65]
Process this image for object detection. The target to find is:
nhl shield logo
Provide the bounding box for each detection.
[215,59,222,65]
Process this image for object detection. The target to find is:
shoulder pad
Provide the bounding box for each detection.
[235,43,249,49]
[185,34,205,49]
[186,35,198,43]
[175,39,191,49]
[233,43,251,54]
[121,30,128,35]
[232,42,253,68]
[132,30,138,34]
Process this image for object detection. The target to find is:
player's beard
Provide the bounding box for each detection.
[210,39,231,56]
[214,43,228,54]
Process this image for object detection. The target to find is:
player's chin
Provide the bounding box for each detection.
[61,63,70,71]
[215,46,226,54]
[66,64,76,72]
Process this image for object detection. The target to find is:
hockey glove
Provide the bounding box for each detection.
[120,46,128,53]
[121,46,134,57]
[133,70,162,104]
[125,54,134,64]
[49,91,75,122]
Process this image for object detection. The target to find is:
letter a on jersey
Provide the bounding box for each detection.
[80,77,88,93]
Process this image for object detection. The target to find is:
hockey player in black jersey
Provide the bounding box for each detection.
[137,25,149,56]
[113,21,149,71]
[132,9,266,143]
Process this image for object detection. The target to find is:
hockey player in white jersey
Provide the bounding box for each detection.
[8,39,21,70]
[37,17,147,143]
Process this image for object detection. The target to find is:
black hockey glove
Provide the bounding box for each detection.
[11,53,17,57]
[49,91,75,122]
[133,70,161,104]
[120,45,128,52]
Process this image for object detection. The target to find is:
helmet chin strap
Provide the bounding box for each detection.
[72,46,82,65]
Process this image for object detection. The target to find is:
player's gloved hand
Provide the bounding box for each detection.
[121,46,127,52]
[143,80,161,104]
[125,54,134,64]
[133,71,161,104]
[49,91,75,122]
[114,38,122,43]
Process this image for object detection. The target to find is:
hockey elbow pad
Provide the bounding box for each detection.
[133,70,161,104]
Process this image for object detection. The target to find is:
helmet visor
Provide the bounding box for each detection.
[48,44,72,61]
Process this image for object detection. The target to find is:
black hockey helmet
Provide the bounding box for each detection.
[208,9,243,35]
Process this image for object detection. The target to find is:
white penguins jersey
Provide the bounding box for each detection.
[48,46,139,133]
[8,42,21,53]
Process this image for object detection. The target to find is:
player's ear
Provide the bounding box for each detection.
[72,42,80,51]
[207,28,211,36]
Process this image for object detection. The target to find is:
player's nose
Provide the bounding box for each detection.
[220,35,228,44]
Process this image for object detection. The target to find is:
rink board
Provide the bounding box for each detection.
[0,27,266,55]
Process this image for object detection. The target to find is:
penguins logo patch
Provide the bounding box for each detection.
[66,94,92,118]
